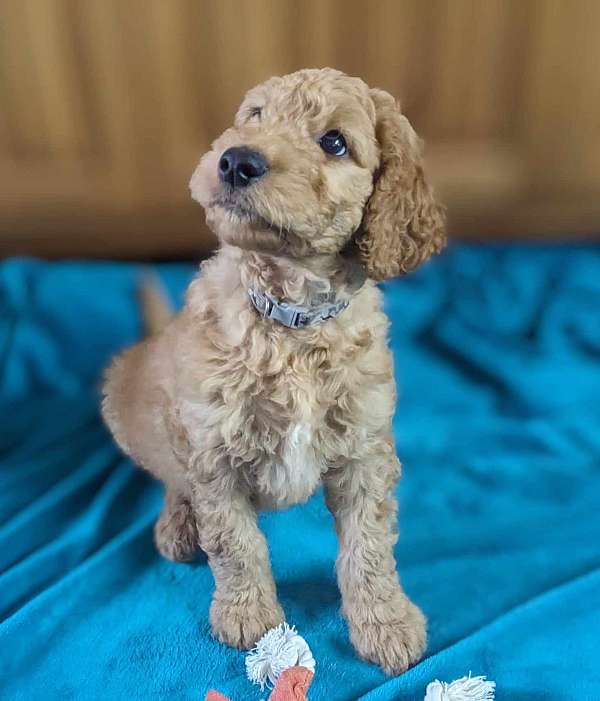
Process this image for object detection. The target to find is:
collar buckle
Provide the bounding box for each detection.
[248,288,347,330]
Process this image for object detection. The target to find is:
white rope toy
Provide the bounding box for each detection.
[246,623,315,690]
[424,674,495,701]
[246,624,495,700]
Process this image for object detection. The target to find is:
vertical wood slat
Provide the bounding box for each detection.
[73,0,141,204]
[521,0,600,194]
[20,0,90,157]
[366,0,420,100]
[427,0,473,140]
[0,0,51,157]
[109,0,173,201]
[294,0,338,72]
[574,1,600,189]
[461,0,511,138]
[239,0,297,81]
[147,0,200,178]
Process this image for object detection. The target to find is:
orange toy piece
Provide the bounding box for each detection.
[206,666,314,701]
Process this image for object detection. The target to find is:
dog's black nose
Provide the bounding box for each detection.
[218,147,269,188]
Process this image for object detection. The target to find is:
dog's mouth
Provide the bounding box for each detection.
[210,195,291,242]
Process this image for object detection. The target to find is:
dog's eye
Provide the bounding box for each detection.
[248,107,262,121]
[319,130,347,156]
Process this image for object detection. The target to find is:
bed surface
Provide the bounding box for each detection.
[1,245,599,700]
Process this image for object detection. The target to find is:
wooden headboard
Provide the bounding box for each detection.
[1,0,599,259]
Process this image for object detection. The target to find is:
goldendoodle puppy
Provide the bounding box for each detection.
[102,67,445,674]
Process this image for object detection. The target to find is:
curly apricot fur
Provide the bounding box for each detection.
[102,68,444,674]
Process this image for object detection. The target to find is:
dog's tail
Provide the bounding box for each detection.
[138,271,174,335]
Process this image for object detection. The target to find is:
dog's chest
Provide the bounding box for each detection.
[225,343,358,510]
[252,418,322,509]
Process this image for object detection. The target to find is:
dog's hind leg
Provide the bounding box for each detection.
[154,490,200,562]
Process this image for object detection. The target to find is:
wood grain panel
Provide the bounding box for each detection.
[0,0,598,258]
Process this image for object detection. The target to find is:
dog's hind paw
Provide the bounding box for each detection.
[210,594,285,650]
[154,496,199,562]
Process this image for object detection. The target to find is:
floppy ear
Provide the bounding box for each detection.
[357,89,446,281]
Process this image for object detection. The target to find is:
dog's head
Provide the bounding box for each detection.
[190,68,446,280]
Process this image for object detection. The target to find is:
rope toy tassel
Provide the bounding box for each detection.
[424,674,496,701]
[245,623,495,701]
[246,623,315,691]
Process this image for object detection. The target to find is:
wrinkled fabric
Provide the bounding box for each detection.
[0,246,599,700]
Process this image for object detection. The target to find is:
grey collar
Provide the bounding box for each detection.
[247,288,349,329]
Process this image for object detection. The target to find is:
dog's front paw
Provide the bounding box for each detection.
[346,593,426,675]
[210,593,285,650]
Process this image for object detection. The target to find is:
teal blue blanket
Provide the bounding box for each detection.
[1,246,599,700]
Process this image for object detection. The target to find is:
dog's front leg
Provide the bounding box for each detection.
[192,478,284,649]
[324,440,426,674]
